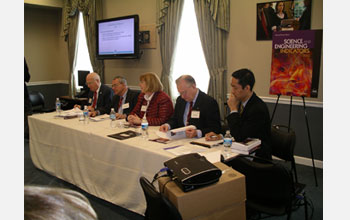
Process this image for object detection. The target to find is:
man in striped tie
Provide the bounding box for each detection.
[75,72,113,117]
[111,76,140,119]
[159,75,221,138]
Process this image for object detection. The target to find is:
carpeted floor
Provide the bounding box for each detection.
[24,139,322,220]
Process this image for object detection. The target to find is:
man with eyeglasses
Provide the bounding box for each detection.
[75,72,113,117]
[110,76,140,119]
[205,68,272,160]
[159,75,221,138]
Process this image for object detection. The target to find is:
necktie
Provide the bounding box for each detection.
[186,101,193,125]
[92,92,97,109]
[118,97,124,112]
[239,102,244,115]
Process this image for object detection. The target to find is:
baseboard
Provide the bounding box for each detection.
[294,155,323,168]
[273,155,323,169]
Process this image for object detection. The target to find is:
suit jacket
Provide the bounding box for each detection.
[166,90,222,135]
[226,92,272,159]
[87,84,113,115]
[111,88,140,116]
[129,91,174,126]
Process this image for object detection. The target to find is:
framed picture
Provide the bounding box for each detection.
[257,0,312,41]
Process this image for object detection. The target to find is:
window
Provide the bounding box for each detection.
[171,0,210,99]
[74,12,93,91]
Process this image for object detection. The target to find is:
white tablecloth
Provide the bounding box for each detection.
[28,112,213,215]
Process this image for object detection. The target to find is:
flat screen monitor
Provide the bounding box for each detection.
[78,70,90,87]
[96,15,139,59]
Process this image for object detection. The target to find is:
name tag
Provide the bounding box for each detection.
[122,103,129,109]
[141,105,147,112]
[191,110,200,118]
[88,98,92,104]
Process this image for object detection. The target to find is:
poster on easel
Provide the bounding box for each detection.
[269,29,322,98]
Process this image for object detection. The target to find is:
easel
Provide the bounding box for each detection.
[271,94,318,187]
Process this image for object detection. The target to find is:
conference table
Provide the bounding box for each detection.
[28,112,224,215]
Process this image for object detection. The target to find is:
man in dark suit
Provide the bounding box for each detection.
[111,76,140,119]
[206,69,272,160]
[75,72,113,116]
[159,75,221,138]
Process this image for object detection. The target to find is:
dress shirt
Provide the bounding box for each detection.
[183,90,202,137]
[91,86,101,108]
[117,90,128,114]
[229,95,250,115]
[142,93,155,119]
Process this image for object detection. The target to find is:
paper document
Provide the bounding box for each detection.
[90,114,110,122]
[56,108,82,117]
[199,150,221,163]
[156,125,196,140]
[164,144,206,156]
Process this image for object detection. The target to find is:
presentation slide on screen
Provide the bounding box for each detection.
[98,18,134,55]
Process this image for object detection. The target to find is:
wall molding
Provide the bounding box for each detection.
[273,155,323,169]
[24,0,63,8]
[28,80,69,86]
[28,82,323,108]
[261,96,323,108]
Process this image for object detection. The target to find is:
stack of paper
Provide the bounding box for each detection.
[231,138,261,155]
[56,108,82,118]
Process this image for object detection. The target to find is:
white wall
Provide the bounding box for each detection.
[24,0,323,103]
[228,0,323,102]
[24,5,69,82]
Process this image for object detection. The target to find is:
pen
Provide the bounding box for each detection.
[210,135,218,138]
[163,145,183,150]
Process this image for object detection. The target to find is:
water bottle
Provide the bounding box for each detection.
[55,98,61,115]
[141,117,149,139]
[223,130,233,153]
[83,105,89,124]
[110,108,117,128]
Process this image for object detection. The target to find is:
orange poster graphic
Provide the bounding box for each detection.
[269,30,322,97]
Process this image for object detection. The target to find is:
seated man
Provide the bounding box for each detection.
[205,68,272,160]
[111,76,140,119]
[75,72,113,117]
[159,75,221,138]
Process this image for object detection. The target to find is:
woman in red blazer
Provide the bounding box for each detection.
[128,72,174,126]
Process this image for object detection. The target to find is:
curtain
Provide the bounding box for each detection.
[193,0,230,122]
[62,0,79,97]
[157,0,184,97]
[62,0,104,97]
[82,0,104,83]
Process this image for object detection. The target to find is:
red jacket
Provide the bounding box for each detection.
[130,91,174,126]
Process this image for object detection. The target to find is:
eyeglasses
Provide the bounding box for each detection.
[112,84,120,88]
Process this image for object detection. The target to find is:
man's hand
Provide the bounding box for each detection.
[90,111,97,117]
[128,115,141,125]
[227,93,240,111]
[159,124,170,132]
[205,132,222,141]
[88,106,95,112]
[115,113,126,120]
[185,128,197,138]
[74,104,81,109]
